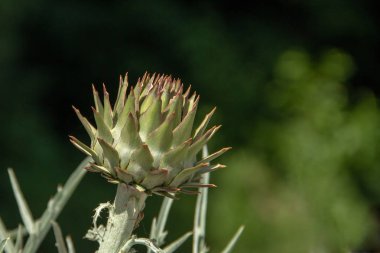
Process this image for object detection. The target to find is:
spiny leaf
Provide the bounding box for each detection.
[114,87,136,134]
[195,164,226,176]
[97,138,119,174]
[180,183,216,188]
[140,86,158,114]
[160,85,171,110]
[172,100,198,146]
[165,91,183,126]
[197,147,231,165]
[114,74,129,118]
[127,144,154,182]
[92,107,112,143]
[187,126,221,163]
[153,191,178,199]
[141,169,168,189]
[115,113,142,169]
[87,163,112,176]
[72,106,96,141]
[102,84,113,128]
[92,84,104,116]
[140,73,156,98]
[69,136,100,163]
[146,113,175,156]
[115,168,133,184]
[194,107,216,140]
[139,95,162,141]
[161,139,191,169]
[169,163,208,187]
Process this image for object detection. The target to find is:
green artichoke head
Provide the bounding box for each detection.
[70,73,229,197]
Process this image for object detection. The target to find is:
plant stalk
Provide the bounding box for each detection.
[97,184,147,253]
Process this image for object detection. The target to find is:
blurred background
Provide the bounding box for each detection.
[1,0,380,252]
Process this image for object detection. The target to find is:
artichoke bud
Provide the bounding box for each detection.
[70,73,230,197]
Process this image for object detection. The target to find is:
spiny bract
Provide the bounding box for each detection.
[70,73,229,197]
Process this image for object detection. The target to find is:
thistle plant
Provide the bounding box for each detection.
[70,73,228,197]
[0,73,243,253]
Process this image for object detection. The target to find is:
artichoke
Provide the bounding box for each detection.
[70,73,229,197]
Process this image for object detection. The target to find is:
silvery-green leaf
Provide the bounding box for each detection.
[195,164,226,176]
[8,169,36,234]
[127,144,154,182]
[140,86,158,114]
[97,138,119,173]
[88,163,112,175]
[161,139,190,169]
[102,84,113,128]
[165,92,183,126]
[160,85,171,110]
[169,163,208,187]
[114,88,136,134]
[140,73,156,98]
[182,92,198,117]
[52,221,68,253]
[92,108,112,143]
[141,169,168,189]
[194,107,216,140]
[92,84,104,116]
[115,113,141,169]
[69,136,100,164]
[114,74,129,118]
[72,106,96,141]
[65,236,76,253]
[15,224,23,252]
[115,168,133,184]
[197,147,231,165]
[22,157,91,253]
[186,126,221,163]
[162,232,192,253]
[140,95,162,141]
[172,101,198,146]
[146,113,174,156]
[220,226,245,253]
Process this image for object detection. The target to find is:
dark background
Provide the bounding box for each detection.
[1,0,380,252]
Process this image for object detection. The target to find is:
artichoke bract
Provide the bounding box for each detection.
[70,73,229,197]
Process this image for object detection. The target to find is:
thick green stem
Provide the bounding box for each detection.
[97,184,147,253]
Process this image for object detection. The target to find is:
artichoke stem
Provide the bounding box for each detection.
[97,183,147,253]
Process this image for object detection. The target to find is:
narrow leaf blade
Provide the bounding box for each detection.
[8,169,35,234]
[163,232,192,253]
[52,221,68,253]
[220,226,245,253]
[22,157,91,253]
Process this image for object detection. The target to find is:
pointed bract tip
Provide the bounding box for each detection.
[92,84,98,92]
[102,83,109,95]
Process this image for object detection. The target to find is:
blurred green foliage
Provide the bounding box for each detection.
[211,49,380,252]
[1,0,380,252]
